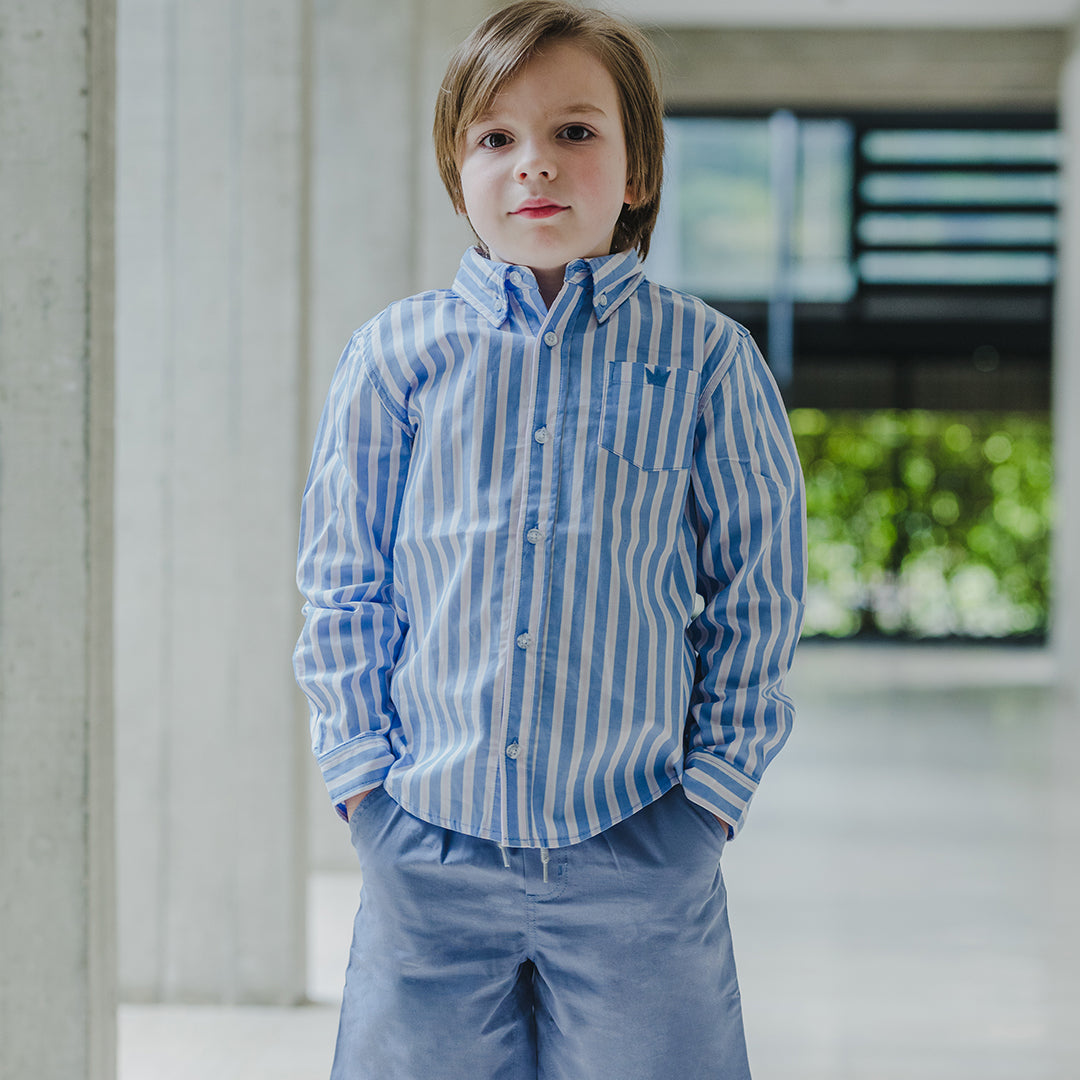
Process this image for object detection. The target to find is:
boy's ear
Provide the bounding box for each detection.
[623,179,639,209]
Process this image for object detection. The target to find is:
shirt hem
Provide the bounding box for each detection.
[384,775,684,849]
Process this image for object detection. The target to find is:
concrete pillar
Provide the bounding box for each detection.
[413,0,494,290]
[1056,24,1080,691]
[306,0,486,872]
[1050,21,1080,1071]
[307,0,480,414]
[115,0,310,1003]
[307,0,418,453]
[0,1,116,1077]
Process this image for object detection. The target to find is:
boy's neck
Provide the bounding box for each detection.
[532,264,567,311]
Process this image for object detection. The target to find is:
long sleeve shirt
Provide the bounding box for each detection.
[294,246,806,848]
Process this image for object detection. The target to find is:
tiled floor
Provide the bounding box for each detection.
[120,642,1080,1078]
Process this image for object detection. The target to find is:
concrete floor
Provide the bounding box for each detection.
[119,642,1080,1078]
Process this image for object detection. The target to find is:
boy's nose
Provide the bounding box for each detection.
[515,144,556,181]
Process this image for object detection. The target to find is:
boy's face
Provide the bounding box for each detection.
[458,40,634,285]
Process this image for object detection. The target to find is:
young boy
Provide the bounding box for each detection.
[294,3,806,1077]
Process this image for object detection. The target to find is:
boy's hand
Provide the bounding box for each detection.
[345,790,372,820]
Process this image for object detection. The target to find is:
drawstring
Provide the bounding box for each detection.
[497,843,551,883]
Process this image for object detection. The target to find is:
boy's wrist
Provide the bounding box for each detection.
[344,790,373,820]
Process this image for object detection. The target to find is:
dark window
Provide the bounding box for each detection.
[648,111,1058,411]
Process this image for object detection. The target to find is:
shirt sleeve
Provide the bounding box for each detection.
[683,324,807,838]
[293,327,413,819]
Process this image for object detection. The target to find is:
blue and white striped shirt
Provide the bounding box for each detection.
[294,246,806,847]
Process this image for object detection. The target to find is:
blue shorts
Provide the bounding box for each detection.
[332,785,751,1080]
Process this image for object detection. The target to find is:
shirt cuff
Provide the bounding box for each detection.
[682,749,760,839]
[318,734,395,820]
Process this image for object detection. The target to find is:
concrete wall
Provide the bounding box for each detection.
[306,0,487,405]
[647,27,1065,110]
[306,0,481,432]
[115,0,309,1004]
[0,1,116,1077]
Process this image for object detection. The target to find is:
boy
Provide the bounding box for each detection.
[294,2,806,1077]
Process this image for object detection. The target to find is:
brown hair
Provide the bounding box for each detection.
[433,1,664,260]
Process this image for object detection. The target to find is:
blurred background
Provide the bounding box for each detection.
[3,1,1080,1078]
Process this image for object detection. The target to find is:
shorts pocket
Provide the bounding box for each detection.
[680,788,729,848]
[598,362,700,471]
[347,785,390,841]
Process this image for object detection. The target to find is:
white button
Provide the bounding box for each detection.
[543,331,558,347]
[527,528,544,544]
[534,427,549,444]
[509,271,523,287]
[506,741,520,759]
[516,633,532,650]
[597,292,608,306]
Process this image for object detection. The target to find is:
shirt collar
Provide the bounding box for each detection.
[452,246,645,327]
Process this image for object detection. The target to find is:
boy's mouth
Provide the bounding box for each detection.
[512,199,568,219]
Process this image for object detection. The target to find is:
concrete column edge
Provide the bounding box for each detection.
[89,0,118,1076]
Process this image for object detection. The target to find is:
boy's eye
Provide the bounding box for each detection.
[479,132,511,150]
[560,125,593,142]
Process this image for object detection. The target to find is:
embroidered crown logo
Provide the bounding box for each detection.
[645,367,670,387]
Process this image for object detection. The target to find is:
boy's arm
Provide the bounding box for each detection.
[293,328,413,820]
[684,325,807,839]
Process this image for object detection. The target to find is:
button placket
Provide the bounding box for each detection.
[497,294,584,844]
[505,292,587,841]
[522,330,555,686]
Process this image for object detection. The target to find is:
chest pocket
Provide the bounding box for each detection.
[598,362,701,471]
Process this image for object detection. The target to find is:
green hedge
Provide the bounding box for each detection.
[789,410,1053,639]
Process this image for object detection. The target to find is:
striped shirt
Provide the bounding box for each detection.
[294,246,806,847]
